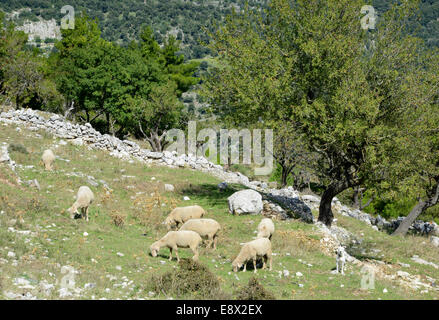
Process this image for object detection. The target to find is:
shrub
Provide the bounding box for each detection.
[8,143,28,154]
[111,213,125,228]
[235,277,275,300]
[149,259,229,299]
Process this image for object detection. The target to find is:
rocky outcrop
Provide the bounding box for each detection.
[15,17,60,42]
[264,187,314,223]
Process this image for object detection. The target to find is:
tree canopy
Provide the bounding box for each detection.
[203,0,439,226]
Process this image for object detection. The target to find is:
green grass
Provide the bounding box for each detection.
[0,121,439,300]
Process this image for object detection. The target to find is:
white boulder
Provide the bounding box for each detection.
[228,189,263,215]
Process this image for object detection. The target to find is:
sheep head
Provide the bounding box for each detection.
[232,258,242,272]
[164,216,176,230]
[150,242,160,257]
[67,204,79,218]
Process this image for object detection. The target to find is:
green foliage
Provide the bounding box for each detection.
[128,81,184,151]
[363,197,417,220]
[0,0,271,60]
[7,143,28,155]
[51,14,197,142]
[2,1,439,60]
[203,0,439,226]
[269,164,295,186]
[0,11,62,110]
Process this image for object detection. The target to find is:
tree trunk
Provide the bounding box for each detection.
[64,101,74,119]
[280,164,293,187]
[105,112,110,134]
[392,180,439,236]
[318,181,350,227]
[352,186,360,209]
[392,200,430,236]
[360,195,375,210]
[147,131,162,152]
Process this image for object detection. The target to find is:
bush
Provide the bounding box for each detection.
[149,259,229,299]
[8,143,28,154]
[111,213,125,228]
[235,277,275,300]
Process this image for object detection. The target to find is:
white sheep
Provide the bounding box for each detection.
[256,218,275,240]
[150,230,202,262]
[232,238,272,273]
[41,149,55,171]
[67,186,95,221]
[164,205,206,230]
[179,218,221,249]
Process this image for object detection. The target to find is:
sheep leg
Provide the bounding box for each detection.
[213,235,218,250]
[268,251,272,271]
[253,258,257,273]
[191,246,199,261]
[85,206,89,222]
[169,248,173,261]
[207,235,214,249]
[174,247,180,262]
[336,261,339,273]
[262,256,267,270]
[243,262,247,272]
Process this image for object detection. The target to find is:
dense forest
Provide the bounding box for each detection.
[0,0,269,59]
[1,0,439,59]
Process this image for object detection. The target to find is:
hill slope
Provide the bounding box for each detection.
[1,0,439,59]
[1,110,439,299]
[0,0,269,59]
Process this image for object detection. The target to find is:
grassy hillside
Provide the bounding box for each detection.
[1,122,439,300]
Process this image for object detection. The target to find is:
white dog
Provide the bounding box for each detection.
[336,246,347,275]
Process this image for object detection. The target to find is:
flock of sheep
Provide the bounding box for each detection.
[151,204,275,273]
[40,148,275,273]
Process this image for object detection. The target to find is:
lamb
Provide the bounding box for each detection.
[41,149,55,171]
[232,238,272,273]
[179,218,221,249]
[164,205,206,230]
[67,186,95,221]
[336,246,347,275]
[150,230,202,262]
[256,218,275,240]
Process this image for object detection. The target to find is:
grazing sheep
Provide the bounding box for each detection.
[256,218,275,240]
[232,238,272,273]
[67,186,94,221]
[41,149,55,171]
[150,230,202,262]
[336,246,347,275]
[164,205,206,230]
[179,218,221,249]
